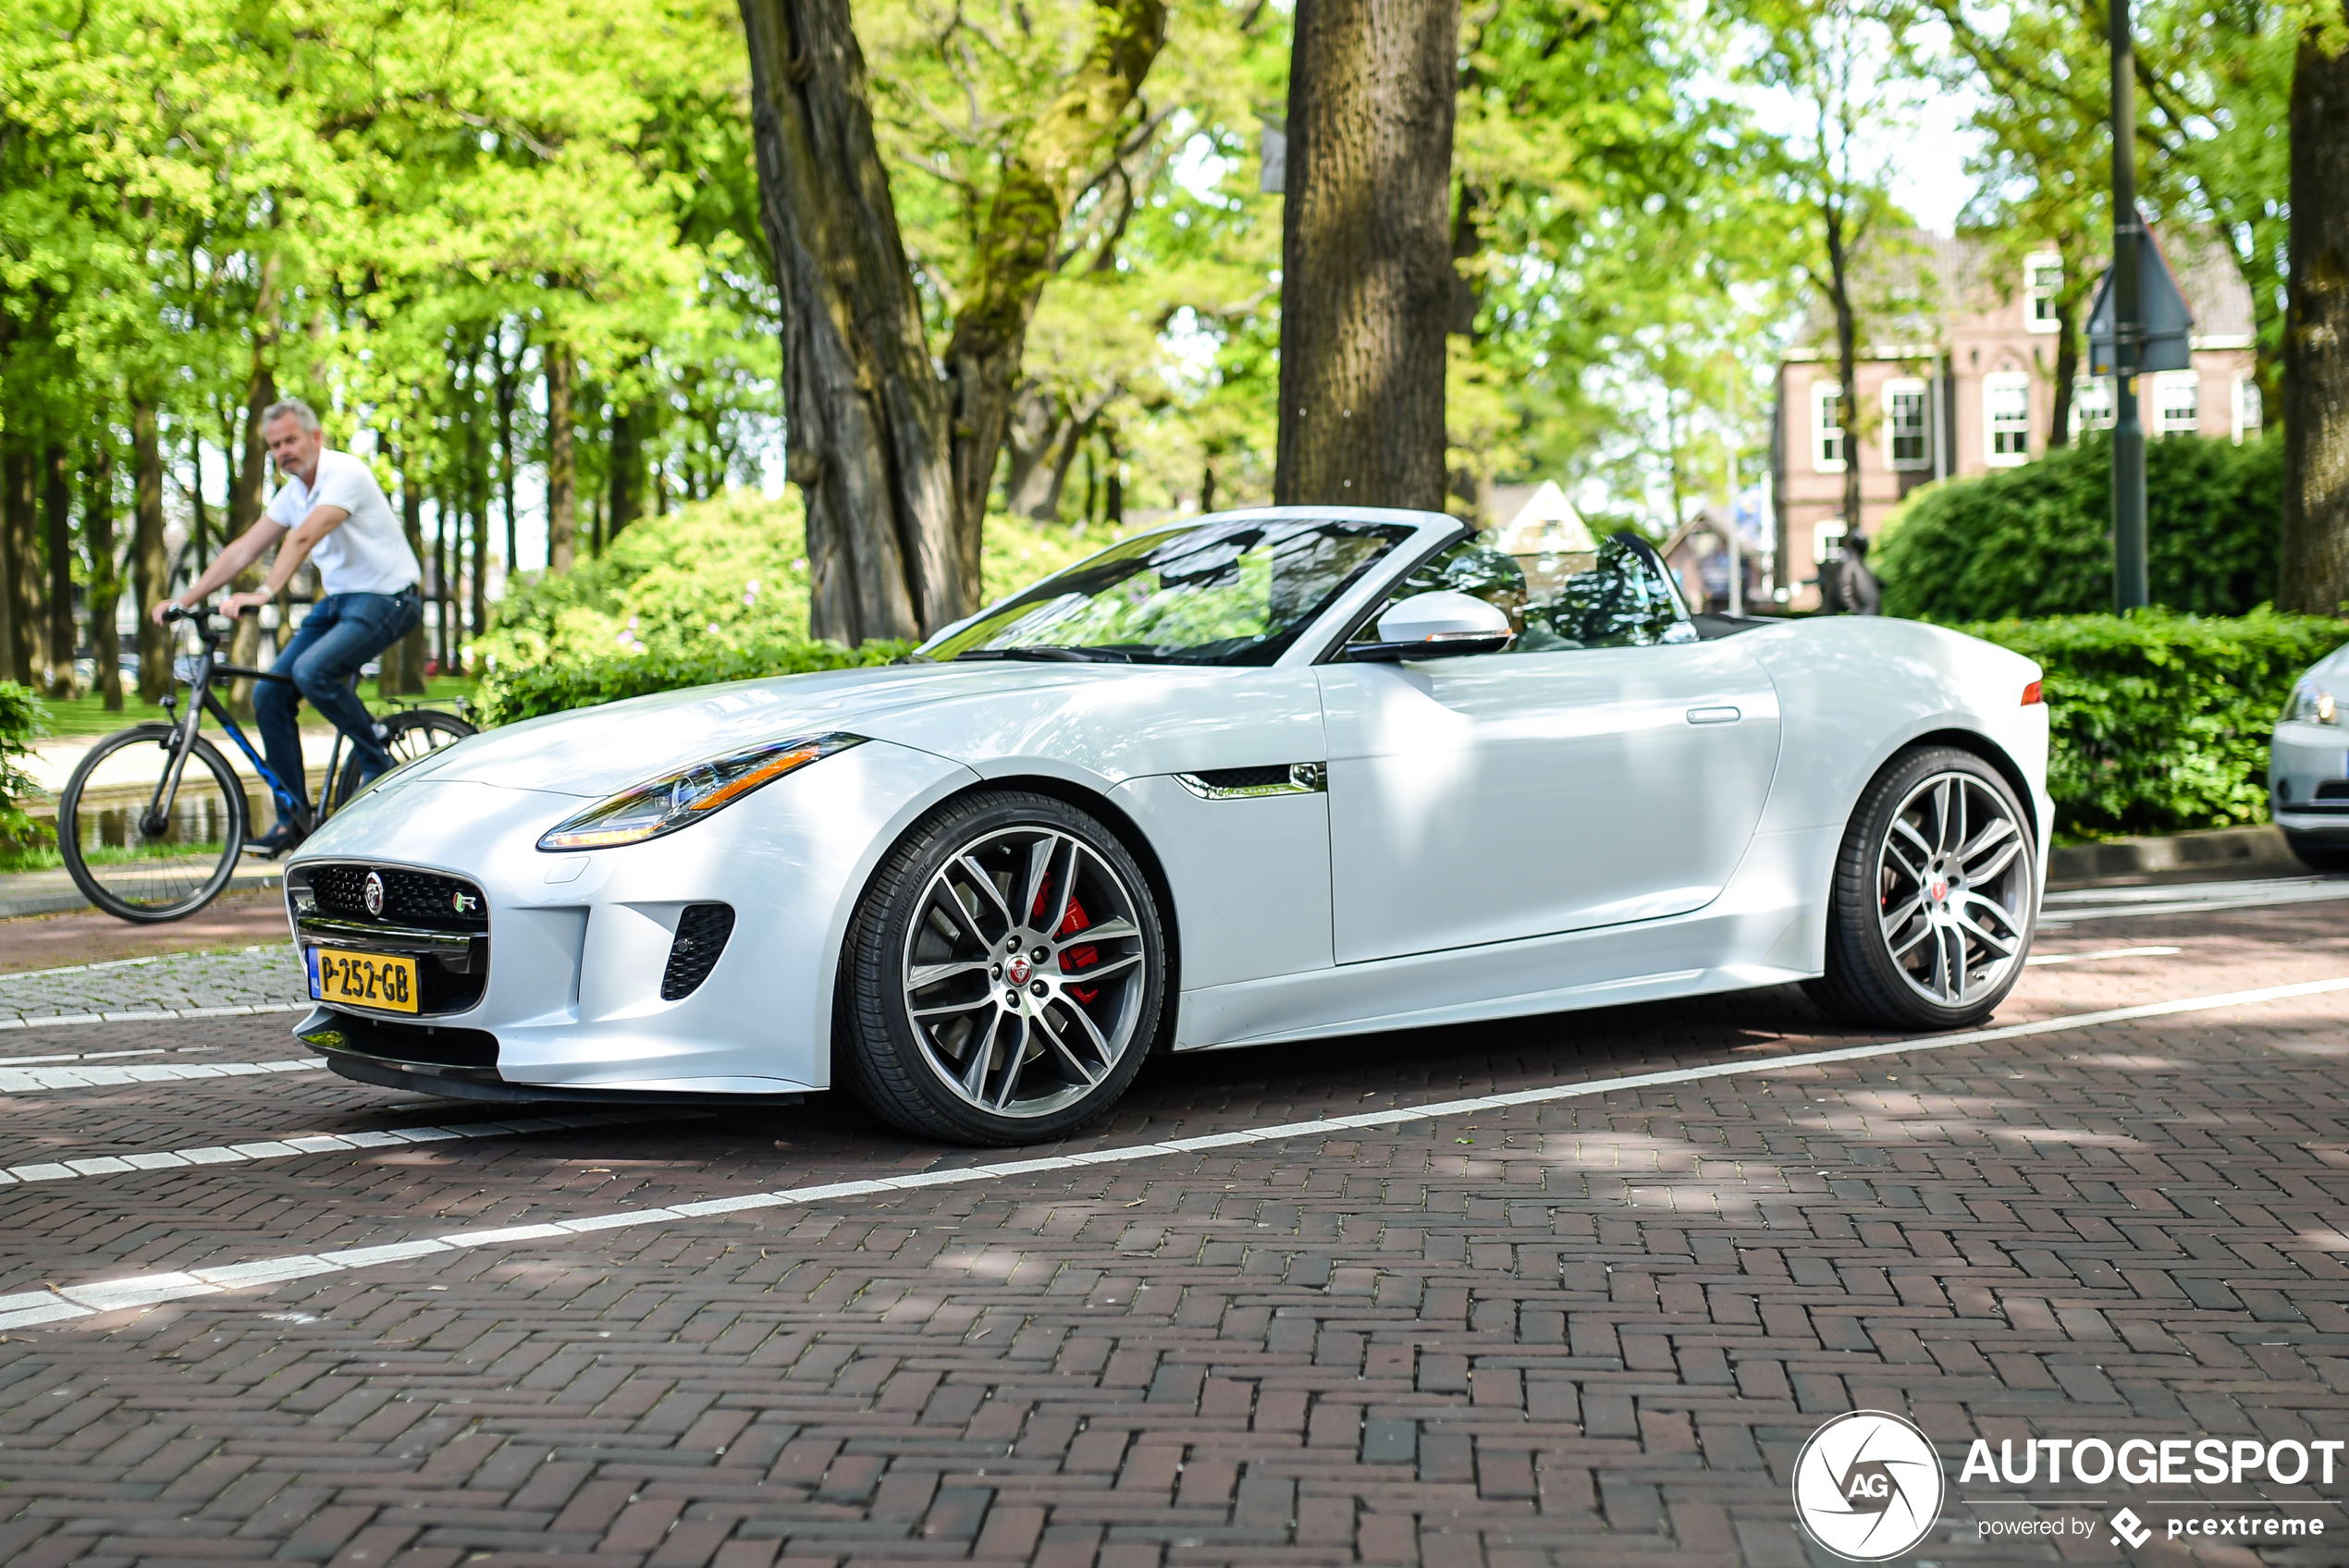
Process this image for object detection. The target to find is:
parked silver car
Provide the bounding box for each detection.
[2273,640,2349,871]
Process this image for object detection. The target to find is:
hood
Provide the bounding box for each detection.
[426,661,1153,797]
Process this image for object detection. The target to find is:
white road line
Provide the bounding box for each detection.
[0,1059,319,1095]
[0,1003,302,1034]
[2024,946,2182,967]
[3,972,2343,1331]
[0,1109,685,1187]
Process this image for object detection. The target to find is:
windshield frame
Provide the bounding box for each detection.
[914,507,1465,668]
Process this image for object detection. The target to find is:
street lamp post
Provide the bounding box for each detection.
[2109,0,2148,611]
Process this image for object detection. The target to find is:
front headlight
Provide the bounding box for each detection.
[2283,680,2340,727]
[536,733,865,851]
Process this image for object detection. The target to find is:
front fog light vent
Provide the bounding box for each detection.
[660,903,736,1000]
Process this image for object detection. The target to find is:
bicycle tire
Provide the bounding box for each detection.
[57,724,250,923]
[327,708,479,815]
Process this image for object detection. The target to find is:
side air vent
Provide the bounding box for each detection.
[1175,762,1328,800]
[660,903,736,1000]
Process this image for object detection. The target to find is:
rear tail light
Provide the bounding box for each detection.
[2021,680,2043,705]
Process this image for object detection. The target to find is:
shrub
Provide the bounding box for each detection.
[1878,431,2283,621]
[1955,608,2348,839]
[474,635,914,728]
[477,489,818,669]
[0,681,48,848]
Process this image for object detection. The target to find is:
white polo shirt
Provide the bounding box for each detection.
[264,448,421,596]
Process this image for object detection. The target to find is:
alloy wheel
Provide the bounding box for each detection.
[898,824,1152,1120]
[1875,770,2030,1006]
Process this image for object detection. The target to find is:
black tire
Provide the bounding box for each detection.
[2283,829,2349,874]
[57,724,249,923]
[327,708,478,815]
[1806,744,2037,1030]
[835,790,1167,1145]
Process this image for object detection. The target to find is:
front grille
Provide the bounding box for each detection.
[660,903,735,1000]
[299,1011,498,1070]
[2318,781,2349,801]
[301,863,489,932]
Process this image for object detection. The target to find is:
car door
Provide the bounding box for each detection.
[1315,533,1782,965]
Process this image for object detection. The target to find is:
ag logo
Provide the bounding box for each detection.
[1792,1410,1945,1561]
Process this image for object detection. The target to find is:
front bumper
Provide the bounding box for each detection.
[2271,721,2349,836]
[279,742,983,1098]
[293,1006,806,1104]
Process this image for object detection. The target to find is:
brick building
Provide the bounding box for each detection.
[1770,229,2260,609]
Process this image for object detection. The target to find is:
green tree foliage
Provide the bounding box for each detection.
[1876,431,2283,620]
[0,680,44,846]
[1960,608,2347,838]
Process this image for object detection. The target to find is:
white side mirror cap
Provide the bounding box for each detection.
[1376,590,1512,644]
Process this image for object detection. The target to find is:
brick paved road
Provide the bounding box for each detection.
[0,901,2346,1567]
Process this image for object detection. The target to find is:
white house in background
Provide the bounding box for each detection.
[1488,480,1597,557]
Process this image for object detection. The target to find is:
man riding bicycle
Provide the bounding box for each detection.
[155,398,423,857]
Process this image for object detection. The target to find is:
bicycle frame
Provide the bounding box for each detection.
[151,613,341,839]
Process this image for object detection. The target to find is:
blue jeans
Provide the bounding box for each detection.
[253,588,423,827]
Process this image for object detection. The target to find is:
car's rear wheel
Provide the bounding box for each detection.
[835,790,1166,1145]
[1807,745,2036,1030]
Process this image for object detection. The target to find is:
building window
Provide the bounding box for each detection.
[1812,381,1846,472]
[1883,379,1930,470]
[2072,376,2115,438]
[2154,371,2200,436]
[2025,254,2062,334]
[2232,375,2263,443]
[1814,519,1847,571]
[1985,372,2031,466]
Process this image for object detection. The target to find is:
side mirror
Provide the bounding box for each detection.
[1348,590,1514,662]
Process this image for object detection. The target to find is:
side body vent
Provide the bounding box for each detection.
[661,903,736,1000]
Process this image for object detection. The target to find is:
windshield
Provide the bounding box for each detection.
[921,516,1419,666]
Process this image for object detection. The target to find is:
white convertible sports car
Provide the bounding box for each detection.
[284,508,2050,1144]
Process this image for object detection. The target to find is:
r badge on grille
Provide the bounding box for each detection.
[363,871,385,918]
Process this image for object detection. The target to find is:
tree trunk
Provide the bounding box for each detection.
[468,423,489,664]
[739,0,1164,642]
[0,437,32,684]
[608,396,645,541]
[738,0,952,643]
[86,424,122,711]
[498,337,520,578]
[396,465,427,692]
[43,445,76,696]
[131,400,169,703]
[546,346,577,572]
[1826,214,1863,553]
[224,345,277,721]
[2047,292,2080,450]
[1002,386,1063,519]
[1273,0,1459,509]
[2282,26,2349,616]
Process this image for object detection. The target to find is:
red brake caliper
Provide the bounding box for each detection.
[1033,875,1101,1004]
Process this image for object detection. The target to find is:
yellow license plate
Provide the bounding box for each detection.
[310,948,420,1014]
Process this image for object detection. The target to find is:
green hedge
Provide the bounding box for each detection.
[475,636,914,727]
[0,681,46,847]
[1957,609,2347,839]
[1879,432,2283,621]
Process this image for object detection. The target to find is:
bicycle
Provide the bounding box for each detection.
[55,604,477,923]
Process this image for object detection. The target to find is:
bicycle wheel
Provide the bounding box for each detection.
[327,708,478,815]
[57,724,250,922]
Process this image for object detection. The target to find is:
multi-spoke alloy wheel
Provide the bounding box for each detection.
[1874,770,2031,1006]
[837,791,1166,1144]
[1809,745,2036,1030]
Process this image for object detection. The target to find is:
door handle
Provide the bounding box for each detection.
[1686,705,1741,725]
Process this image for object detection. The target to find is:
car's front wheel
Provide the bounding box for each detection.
[835,790,1167,1145]
[1808,745,2036,1030]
